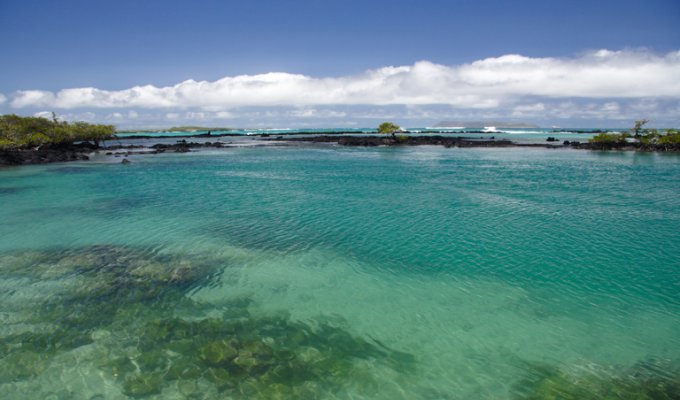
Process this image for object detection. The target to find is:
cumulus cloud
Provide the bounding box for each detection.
[290,108,348,118]
[33,111,97,122]
[9,49,680,112]
[215,111,234,119]
[512,103,546,117]
[34,111,55,120]
[13,90,56,108]
[107,112,125,120]
[0,93,6,105]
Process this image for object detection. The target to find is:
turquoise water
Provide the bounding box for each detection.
[1,146,679,399]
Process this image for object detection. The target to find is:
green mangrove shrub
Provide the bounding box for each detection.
[0,113,115,149]
[588,119,680,150]
[588,132,629,149]
[377,122,401,134]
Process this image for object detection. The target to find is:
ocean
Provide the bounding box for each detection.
[0,144,678,399]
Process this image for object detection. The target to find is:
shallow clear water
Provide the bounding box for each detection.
[1,146,679,399]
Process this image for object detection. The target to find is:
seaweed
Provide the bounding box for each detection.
[0,245,417,397]
[102,312,416,397]
[513,360,680,400]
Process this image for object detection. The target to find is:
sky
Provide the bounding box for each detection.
[1,0,679,128]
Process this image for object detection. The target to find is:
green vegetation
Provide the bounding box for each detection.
[588,119,680,150]
[658,129,680,145]
[377,121,402,141]
[513,361,680,400]
[632,119,650,136]
[588,131,630,149]
[0,114,115,150]
[377,122,401,134]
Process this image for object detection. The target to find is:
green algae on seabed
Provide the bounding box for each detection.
[512,360,680,400]
[107,313,416,398]
[4,244,678,399]
[0,245,417,398]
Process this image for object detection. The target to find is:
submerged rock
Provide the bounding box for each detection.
[513,361,680,400]
[122,372,163,397]
[0,350,46,382]
[200,339,239,366]
[297,346,324,364]
[0,245,219,285]
[101,356,136,380]
[176,379,199,397]
[167,359,203,380]
[0,245,418,397]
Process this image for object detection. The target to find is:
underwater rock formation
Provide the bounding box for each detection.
[513,361,680,400]
[0,245,417,398]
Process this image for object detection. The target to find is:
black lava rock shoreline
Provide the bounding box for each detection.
[272,135,680,152]
[2,135,678,166]
[0,143,97,166]
[278,135,518,147]
[0,140,232,166]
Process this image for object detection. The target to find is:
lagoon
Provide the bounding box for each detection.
[1,145,679,399]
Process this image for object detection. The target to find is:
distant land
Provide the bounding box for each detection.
[433,121,539,128]
[116,126,234,133]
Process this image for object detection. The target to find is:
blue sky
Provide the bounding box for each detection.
[1,0,679,128]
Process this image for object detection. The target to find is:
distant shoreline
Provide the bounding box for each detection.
[114,128,611,140]
[266,134,651,152]
[1,133,678,166]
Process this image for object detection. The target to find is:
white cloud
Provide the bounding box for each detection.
[0,93,6,105]
[538,101,629,120]
[34,111,55,120]
[290,108,347,118]
[79,112,96,121]
[291,109,318,118]
[12,90,55,108]
[107,112,125,120]
[512,103,546,117]
[629,99,659,112]
[34,111,96,122]
[601,102,620,113]
[184,111,209,120]
[8,49,680,112]
[215,111,234,119]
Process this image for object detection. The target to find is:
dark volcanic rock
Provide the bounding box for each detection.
[0,147,91,166]
[280,135,515,148]
[150,141,212,153]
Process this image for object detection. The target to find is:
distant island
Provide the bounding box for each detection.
[116,126,235,134]
[433,121,539,128]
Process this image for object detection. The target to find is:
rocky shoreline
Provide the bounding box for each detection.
[2,135,678,166]
[277,135,522,148]
[0,140,239,166]
[0,142,97,166]
[271,134,680,152]
[117,128,610,140]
